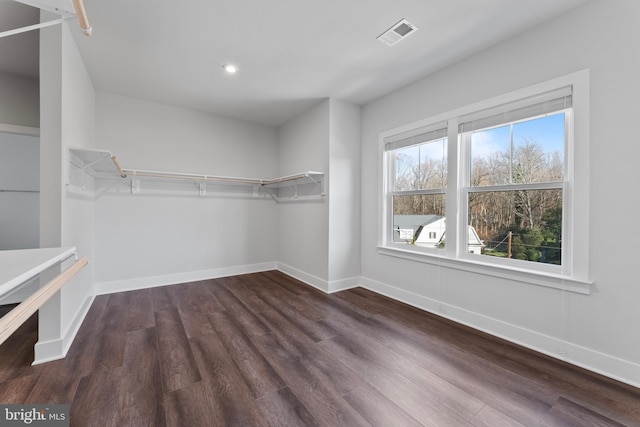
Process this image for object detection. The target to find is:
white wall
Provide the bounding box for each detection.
[0,71,39,128]
[360,0,640,387]
[276,99,362,292]
[277,100,330,286]
[328,99,361,288]
[94,93,279,291]
[35,18,96,363]
[0,132,39,250]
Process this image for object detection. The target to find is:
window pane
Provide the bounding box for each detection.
[394,145,419,191]
[470,126,511,186]
[394,138,447,191]
[470,113,565,186]
[512,113,565,183]
[468,189,563,264]
[393,194,445,248]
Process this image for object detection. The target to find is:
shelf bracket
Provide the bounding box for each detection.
[307,175,325,196]
[75,153,112,174]
[264,187,277,202]
[131,178,140,195]
[199,182,206,196]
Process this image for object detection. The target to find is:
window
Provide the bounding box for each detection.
[460,90,570,266]
[380,71,590,291]
[385,124,447,249]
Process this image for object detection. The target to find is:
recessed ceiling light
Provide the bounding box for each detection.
[223,64,238,74]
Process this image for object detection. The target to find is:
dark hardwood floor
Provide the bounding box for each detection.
[1,271,639,426]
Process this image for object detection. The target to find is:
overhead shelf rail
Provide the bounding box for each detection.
[68,147,325,201]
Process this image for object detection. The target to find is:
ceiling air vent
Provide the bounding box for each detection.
[377,19,418,46]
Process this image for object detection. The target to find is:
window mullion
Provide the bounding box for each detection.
[445,118,459,258]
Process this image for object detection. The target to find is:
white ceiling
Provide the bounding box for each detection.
[2,0,591,127]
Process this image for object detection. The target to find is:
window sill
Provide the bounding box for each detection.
[377,246,592,295]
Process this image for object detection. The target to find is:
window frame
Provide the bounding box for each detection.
[458,110,570,275]
[378,70,592,294]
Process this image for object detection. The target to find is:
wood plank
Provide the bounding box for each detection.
[124,288,155,332]
[168,283,217,338]
[118,327,166,427]
[0,311,38,377]
[207,286,271,337]
[155,307,201,393]
[320,335,474,426]
[343,384,424,427]
[258,287,337,342]
[66,292,128,375]
[207,310,285,399]
[169,332,268,426]
[470,405,526,427]
[547,397,629,427]
[0,373,41,403]
[25,360,81,404]
[150,285,174,313]
[252,332,371,427]
[222,274,273,313]
[71,366,123,427]
[255,386,319,427]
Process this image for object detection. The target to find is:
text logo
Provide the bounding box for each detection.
[0,405,69,426]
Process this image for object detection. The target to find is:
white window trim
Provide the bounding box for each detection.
[378,70,592,294]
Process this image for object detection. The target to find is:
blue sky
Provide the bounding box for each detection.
[513,113,565,152]
[471,112,565,159]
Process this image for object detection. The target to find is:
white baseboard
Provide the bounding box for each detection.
[277,263,329,292]
[276,263,360,294]
[95,262,278,295]
[327,276,361,293]
[359,276,640,389]
[33,293,95,365]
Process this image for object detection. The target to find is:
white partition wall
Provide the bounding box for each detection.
[36,17,96,363]
[277,99,361,292]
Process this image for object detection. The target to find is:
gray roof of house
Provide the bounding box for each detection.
[393,215,443,230]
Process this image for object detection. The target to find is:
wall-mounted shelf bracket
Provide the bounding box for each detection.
[307,174,325,196]
[131,178,140,195]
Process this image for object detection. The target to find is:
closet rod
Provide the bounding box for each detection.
[111,156,127,178]
[261,172,315,186]
[0,189,39,193]
[124,170,263,185]
[0,256,88,347]
[121,169,317,186]
[0,17,67,39]
[71,0,92,35]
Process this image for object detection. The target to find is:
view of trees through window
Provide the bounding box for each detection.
[392,113,566,264]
